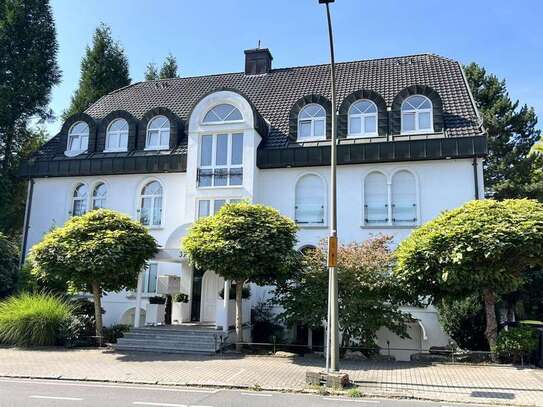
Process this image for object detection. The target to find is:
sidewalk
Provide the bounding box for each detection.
[0,347,542,406]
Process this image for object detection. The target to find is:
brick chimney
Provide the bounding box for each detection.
[244,48,273,75]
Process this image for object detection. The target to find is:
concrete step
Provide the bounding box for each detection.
[123,332,218,341]
[114,343,217,355]
[120,336,218,346]
[116,338,219,351]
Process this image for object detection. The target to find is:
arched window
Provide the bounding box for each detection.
[401,95,433,134]
[348,99,378,137]
[295,174,325,224]
[138,180,163,227]
[298,104,326,141]
[67,121,89,154]
[364,172,388,224]
[72,183,88,216]
[202,104,243,123]
[92,182,107,209]
[105,118,129,151]
[391,171,417,224]
[146,115,170,150]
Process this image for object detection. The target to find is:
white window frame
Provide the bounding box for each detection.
[145,115,170,151]
[348,99,378,138]
[66,121,89,156]
[196,198,242,219]
[105,118,129,152]
[294,173,327,227]
[201,104,244,125]
[297,103,326,142]
[198,132,243,188]
[137,180,164,228]
[401,95,434,135]
[71,183,89,217]
[91,182,107,210]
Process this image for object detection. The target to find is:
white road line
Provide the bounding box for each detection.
[240,392,273,397]
[133,403,187,407]
[0,378,217,393]
[30,395,83,401]
[323,397,380,404]
[225,368,245,382]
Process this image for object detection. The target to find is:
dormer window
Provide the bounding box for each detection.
[298,104,326,141]
[66,121,89,155]
[202,104,243,124]
[105,118,128,152]
[348,99,378,137]
[146,115,170,150]
[401,95,433,134]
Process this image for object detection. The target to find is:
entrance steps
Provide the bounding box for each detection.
[114,325,228,354]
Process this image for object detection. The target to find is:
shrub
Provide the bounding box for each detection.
[219,285,251,300]
[251,300,284,344]
[102,324,131,344]
[173,293,189,303]
[0,293,74,346]
[0,233,19,299]
[495,325,538,364]
[149,296,166,305]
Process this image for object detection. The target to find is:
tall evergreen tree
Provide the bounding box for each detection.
[144,62,159,81]
[464,63,542,200]
[159,53,179,79]
[64,23,130,119]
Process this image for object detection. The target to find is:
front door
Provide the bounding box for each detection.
[200,270,222,322]
[190,268,204,321]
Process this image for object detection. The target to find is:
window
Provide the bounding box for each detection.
[298,104,326,141]
[197,198,242,219]
[401,95,433,134]
[67,121,89,154]
[198,133,243,187]
[364,172,388,224]
[202,104,243,123]
[72,183,88,216]
[143,263,158,294]
[391,171,417,224]
[146,115,170,150]
[105,118,128,151]
[348,99,378,137]
[295,174,325,224]
[92,182,107,209]
[138,181,163,227]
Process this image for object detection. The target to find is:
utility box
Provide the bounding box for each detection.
[157,275,180,295]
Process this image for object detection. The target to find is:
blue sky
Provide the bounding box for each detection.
[45,0,543,135]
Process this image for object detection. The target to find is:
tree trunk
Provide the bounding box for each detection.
[91,281,103,346]
[235,281,243,351]
[483,288,498,351]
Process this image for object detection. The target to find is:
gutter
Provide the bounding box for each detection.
[472,157,480,200]
[19,178,34,269]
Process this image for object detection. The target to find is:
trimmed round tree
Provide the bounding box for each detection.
[30,209,158,342]
[0,233,19,299]
[395,199,543,349]
[182,202,298,349]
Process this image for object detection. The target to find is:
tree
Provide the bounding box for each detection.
[182,202,298,349]
[395,199,543,349]
[159,53,179,79]
[29,210,158,342]
[274,236,411,350]
[464,63,542,201]
[144,62,159,81]
[0,232,19,299]
[64,23,130,119]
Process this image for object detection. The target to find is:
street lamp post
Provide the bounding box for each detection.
[319,0,339,372]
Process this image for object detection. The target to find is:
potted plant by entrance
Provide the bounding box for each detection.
[145,296,166,325]
[171,293,189,324]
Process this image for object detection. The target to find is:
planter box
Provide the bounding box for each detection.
[171,302,190,324]
[145,303,165,325]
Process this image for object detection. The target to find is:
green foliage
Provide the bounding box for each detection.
[0,232,19,299]
[274,236,412,348]
[102,324,130,344]
[437,296,488,351]
[495,326,538,363]
[0,292,74,346]
[148,296,166,305]
[347,387,363,398]
[219,285,251,300]
[159,53,179,79]
[173,293,189,303]
[464,63,542,201]
[144,62,159,81]
[182,202,298,286]
[251,300,284,344]
[64,23,130,119]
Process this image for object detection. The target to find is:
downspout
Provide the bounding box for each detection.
[472,157,480,200]
[19,178,34,269]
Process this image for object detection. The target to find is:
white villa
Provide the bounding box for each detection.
[20,49,486,360]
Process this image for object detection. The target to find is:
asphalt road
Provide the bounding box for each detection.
[0,378,485,407]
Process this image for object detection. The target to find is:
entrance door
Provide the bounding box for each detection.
[200,270,223,322]
[190,268,204,322]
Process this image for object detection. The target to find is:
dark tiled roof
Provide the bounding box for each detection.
[85,53,481,149]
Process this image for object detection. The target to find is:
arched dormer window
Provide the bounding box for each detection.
[138,180,163,227]
[72,183,88,216]
[298,104,326,141]
[401,95,433,134]
[105,118,129,152]
[202,104,243,124]
[295,174,325,225]
[146,115,170,150]
[92,182,107,209]
[391,170,417,224]
[348,99,378,137]
[67,122,89,155]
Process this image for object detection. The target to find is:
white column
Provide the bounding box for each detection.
[134,271,144,328]
[223,280,230,332]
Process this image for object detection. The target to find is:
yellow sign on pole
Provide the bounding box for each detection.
[327,236,337,267]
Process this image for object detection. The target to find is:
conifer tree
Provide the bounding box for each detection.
[144,62,159,81]
[159,53,179,79]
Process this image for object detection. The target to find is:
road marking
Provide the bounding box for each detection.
[133,403,187,407]
[225,368,245,382]
[241,392,273,397]
[30,395,83,401]
[323,398,380,404]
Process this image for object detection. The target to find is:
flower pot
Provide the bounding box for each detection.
[171,302,190,324]
[145,303,165,325]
